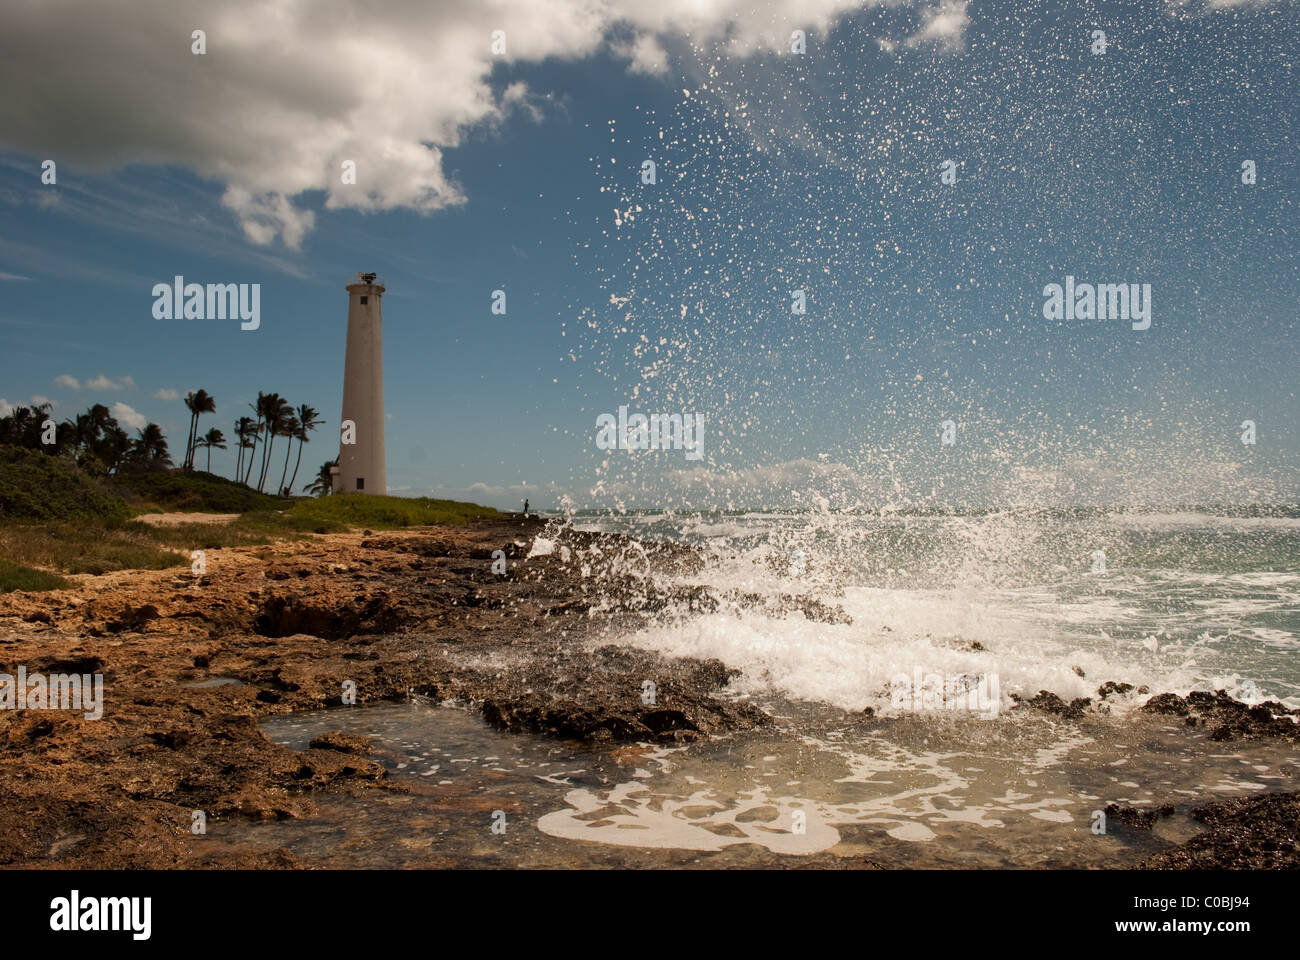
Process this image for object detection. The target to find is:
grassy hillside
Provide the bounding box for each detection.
[0,449,501,590]
[289,493,502,528]
[0,446,133,523]
[0,447,281,520]
[111,469,282,514]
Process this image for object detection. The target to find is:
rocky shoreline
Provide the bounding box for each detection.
[0,516,1295,869]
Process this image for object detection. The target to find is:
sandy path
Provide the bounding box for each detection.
[135,512,242,527]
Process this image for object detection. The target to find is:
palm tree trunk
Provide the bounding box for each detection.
[206,444,212,472]
[278,438,294,494]
[289,438,306,492]
[244,434,260,486]
[259,434,274,492]
[235,442,243,481]
[256,428,268,489]
[184,413,196,469]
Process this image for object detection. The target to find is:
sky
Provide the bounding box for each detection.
[0,0,1296,509]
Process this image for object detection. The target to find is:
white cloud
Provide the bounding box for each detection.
[0,272,31,281]
[611,32,671,75]
[54,374,81,389]
[111,402,147,431]
[85,374,131,391]
[29,395,54,408]
[0,398,13,417]
[905,0,969,50]
[154,388,179,400]
[0,0,897,247]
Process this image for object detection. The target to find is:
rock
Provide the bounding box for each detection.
[1012,690,1090,719]
[1141,692,1190,716]
[1104,802,1175,830]
[308,732,373,754]
[1142,792,1300,869]
[1097,681,1134,699]
[105,604,161,633]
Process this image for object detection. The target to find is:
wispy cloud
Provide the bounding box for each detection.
[84,374,135,391]
[0,158,312,280]
[0,235,154,291]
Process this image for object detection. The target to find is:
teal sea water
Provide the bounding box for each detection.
[570,507,1300,709]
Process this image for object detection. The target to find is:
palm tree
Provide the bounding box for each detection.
[233,416,257,482]
[254,391,284,492]
[264,398,294,494]
[307,458,338,497]
[286,403,323,494]
[243,400,263,486]
[275,412,299,495]
[201,427,226,473]
[129,423,172,468]
[72,403,118,470]
[182,390,215,470]
[182,392,197,468]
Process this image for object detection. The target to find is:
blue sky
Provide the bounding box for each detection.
[0,0,1295,508]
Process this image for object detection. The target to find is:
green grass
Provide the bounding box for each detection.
[288,493,502,528]
[0,556,70,593]
[0,522,188,575]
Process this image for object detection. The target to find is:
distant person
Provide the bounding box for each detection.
[523,499,529,517]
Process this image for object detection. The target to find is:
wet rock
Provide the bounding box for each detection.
[308,732,373,755]
[1141,692,1190,716]
[1104,802,1175,830]
[1141,689,1299,741]
[1142,792,1300,869]
[1012,690,1091,719]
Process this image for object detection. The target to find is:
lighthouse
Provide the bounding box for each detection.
[332,271,386,495]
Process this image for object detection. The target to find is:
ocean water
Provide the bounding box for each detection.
[207,507,1300,866]
[208,698,1295,868]
[571,507,1300,711]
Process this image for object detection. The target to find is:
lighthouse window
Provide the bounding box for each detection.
[359,296,368,304]
[356,477,365,490]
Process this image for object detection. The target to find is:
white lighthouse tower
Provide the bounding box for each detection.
[332,271,386,495]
